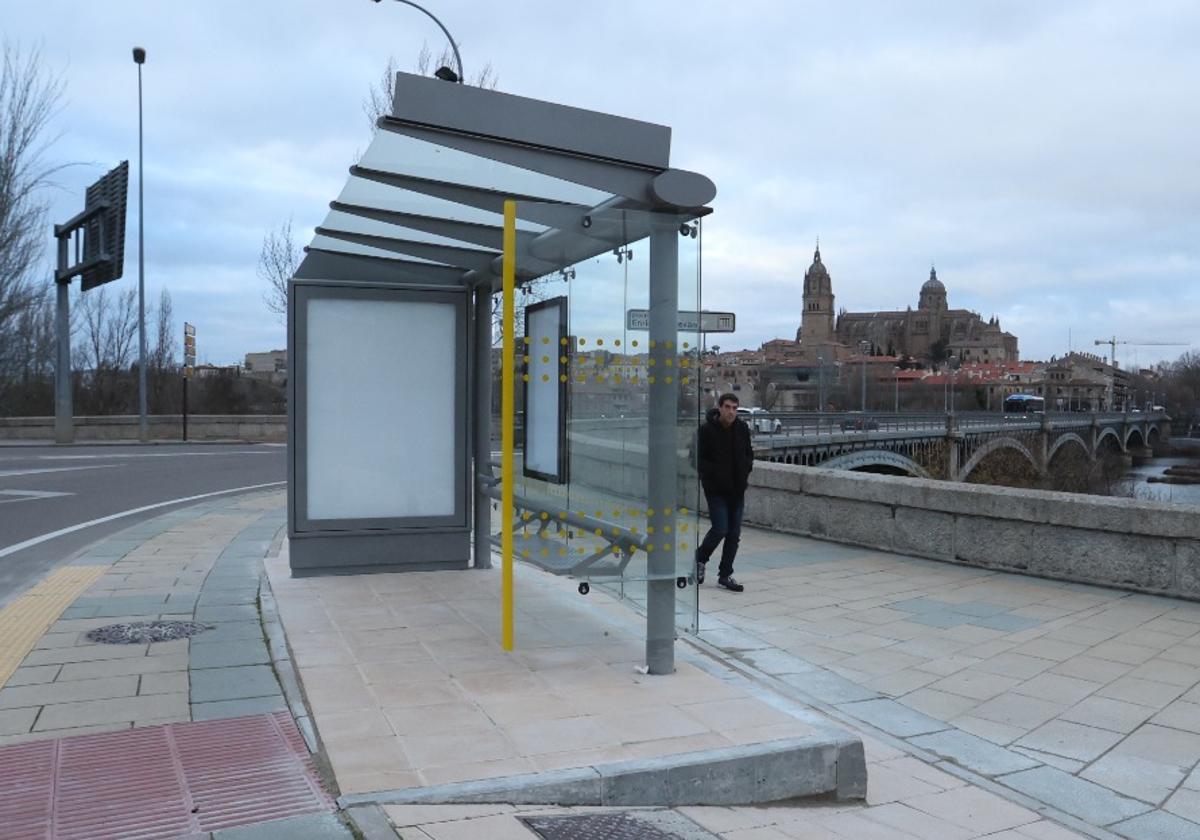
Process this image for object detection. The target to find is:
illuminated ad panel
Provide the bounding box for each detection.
[523,296,568,483]
[305,295,457,520]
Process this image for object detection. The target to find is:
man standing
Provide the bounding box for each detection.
[695,393,753,592]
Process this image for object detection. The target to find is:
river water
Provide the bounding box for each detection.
[1125,454,1200,507]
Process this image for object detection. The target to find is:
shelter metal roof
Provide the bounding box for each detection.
[297,72,715,290]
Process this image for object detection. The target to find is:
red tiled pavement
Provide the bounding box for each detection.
[0,712,334,840]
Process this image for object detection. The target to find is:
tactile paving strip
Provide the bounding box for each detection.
[0,712,334,839]
[0,565,107,689]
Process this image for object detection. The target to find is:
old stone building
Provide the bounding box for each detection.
[832,263,1018,364]
[793,248,1019,365]
[792,246,849,366]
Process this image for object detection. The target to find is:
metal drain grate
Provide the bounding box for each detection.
[0,711,333,840]
[522,812,708,840]
[86,620,212,644]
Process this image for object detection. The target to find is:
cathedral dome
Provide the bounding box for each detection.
[918,266,947,311]
[804,246,831,293]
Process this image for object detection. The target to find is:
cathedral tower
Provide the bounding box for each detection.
[798,244,835,345]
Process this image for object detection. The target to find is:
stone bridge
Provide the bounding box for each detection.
[757,411,1171,482]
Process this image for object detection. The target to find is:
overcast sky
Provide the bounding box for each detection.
[8,0,1198,368]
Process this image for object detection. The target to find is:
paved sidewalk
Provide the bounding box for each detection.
[686,526,1200,839]
[8,487,1196,839]
[0,489,349,839]
[266,535,1092,839]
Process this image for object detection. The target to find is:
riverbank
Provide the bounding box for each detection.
[1127,452,1200,506]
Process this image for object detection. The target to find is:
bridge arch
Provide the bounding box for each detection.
[1096,427,1124,453]
[820,450,931,478]
[957,437,1038,482]
[1124,426,1146,449]
[1047,433,1091,464]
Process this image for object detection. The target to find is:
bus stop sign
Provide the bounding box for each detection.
[626,309,735,333]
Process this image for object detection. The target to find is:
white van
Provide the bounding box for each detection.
[736,406,782,434]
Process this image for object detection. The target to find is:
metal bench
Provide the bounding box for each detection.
[481,482,691,595]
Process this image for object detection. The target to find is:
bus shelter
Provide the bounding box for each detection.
[288,71,714,674]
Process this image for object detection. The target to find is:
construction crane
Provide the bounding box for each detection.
[1093,337,1188,370]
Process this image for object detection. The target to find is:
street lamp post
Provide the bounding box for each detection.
[817,350,825,413]
[893,366,899,413]
[133,47,147,442]
[858,341,870,411]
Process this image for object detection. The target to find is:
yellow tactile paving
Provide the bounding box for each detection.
[0,565,107,689]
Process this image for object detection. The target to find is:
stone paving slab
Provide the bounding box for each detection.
[212,813,354,840]
[690,523,1200,837]
[193,694,288,721]
[0,491,288,750]
[190,639,271,668]
[910,729,1040,777]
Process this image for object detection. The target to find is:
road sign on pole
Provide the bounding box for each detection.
[625,309,735,333]
[183,322,196,375]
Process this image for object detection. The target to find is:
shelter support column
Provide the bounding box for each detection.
[647,221,678,675]
[473,281,493,569]
[944,414,960,481]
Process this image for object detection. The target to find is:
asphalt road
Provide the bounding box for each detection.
[0,442,286,606]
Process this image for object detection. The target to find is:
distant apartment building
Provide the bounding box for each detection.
[244,350,288,382]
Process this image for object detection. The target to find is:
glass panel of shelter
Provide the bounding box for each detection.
[338,176,549,233]
[359,130,611,207]
[496,202,702,637]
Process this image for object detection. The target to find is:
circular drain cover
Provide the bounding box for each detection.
[86,621,213,644]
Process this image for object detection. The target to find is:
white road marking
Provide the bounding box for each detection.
[0,481,286,559]
[0,465,118,478]
[37,451,278,460]
[0,489,73,505]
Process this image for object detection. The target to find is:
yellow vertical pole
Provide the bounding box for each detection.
[501,200,516,651]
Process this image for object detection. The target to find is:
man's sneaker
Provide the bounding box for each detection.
[696,559,706,585]
[718,576,744,592]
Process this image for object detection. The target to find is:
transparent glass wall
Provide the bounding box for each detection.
[492,203,703,635]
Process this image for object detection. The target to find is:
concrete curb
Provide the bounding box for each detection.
[343,805,402,839]
[259,577,319,754]
[337,734,866,809]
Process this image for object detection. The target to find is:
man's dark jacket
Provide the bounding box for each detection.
[697,407,754,498]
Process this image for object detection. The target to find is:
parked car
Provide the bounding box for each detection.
[736,406,783,434]
[839,413,879,431]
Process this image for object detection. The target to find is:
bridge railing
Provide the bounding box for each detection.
[746,409,1166,443]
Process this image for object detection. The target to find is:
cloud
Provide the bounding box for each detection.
[6,0,1197,368]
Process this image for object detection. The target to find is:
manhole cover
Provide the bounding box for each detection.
[86,621,213,644]
[522,812,713,840]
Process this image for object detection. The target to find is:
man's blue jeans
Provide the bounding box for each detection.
[697,492,744,580]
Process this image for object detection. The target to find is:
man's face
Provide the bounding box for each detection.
[719,399,738,426]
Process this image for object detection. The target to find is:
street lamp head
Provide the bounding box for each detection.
[434,65,460,83]
[132,47,146,64]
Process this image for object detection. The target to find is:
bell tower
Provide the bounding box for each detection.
[799,242,835,345]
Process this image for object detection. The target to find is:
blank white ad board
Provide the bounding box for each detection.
[524,298,566,482]
[306,298,456,520]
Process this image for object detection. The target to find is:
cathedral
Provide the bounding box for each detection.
[795,246,1018,365]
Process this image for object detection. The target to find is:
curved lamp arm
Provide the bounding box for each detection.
[374,0,464,83]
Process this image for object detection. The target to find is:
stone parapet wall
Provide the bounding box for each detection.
[745,462,1200,600]
[0,415,286,443]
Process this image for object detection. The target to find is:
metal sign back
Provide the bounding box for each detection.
[80,161,130,291]
[625,309,735,333]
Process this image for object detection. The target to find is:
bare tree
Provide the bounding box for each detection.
[74,284,109,372]
[363,55,400,129]
[0,42,67,376]
[108,287,138,370]
[151,287,174,371]
[363,42,498,127]
[258,218,300,322]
